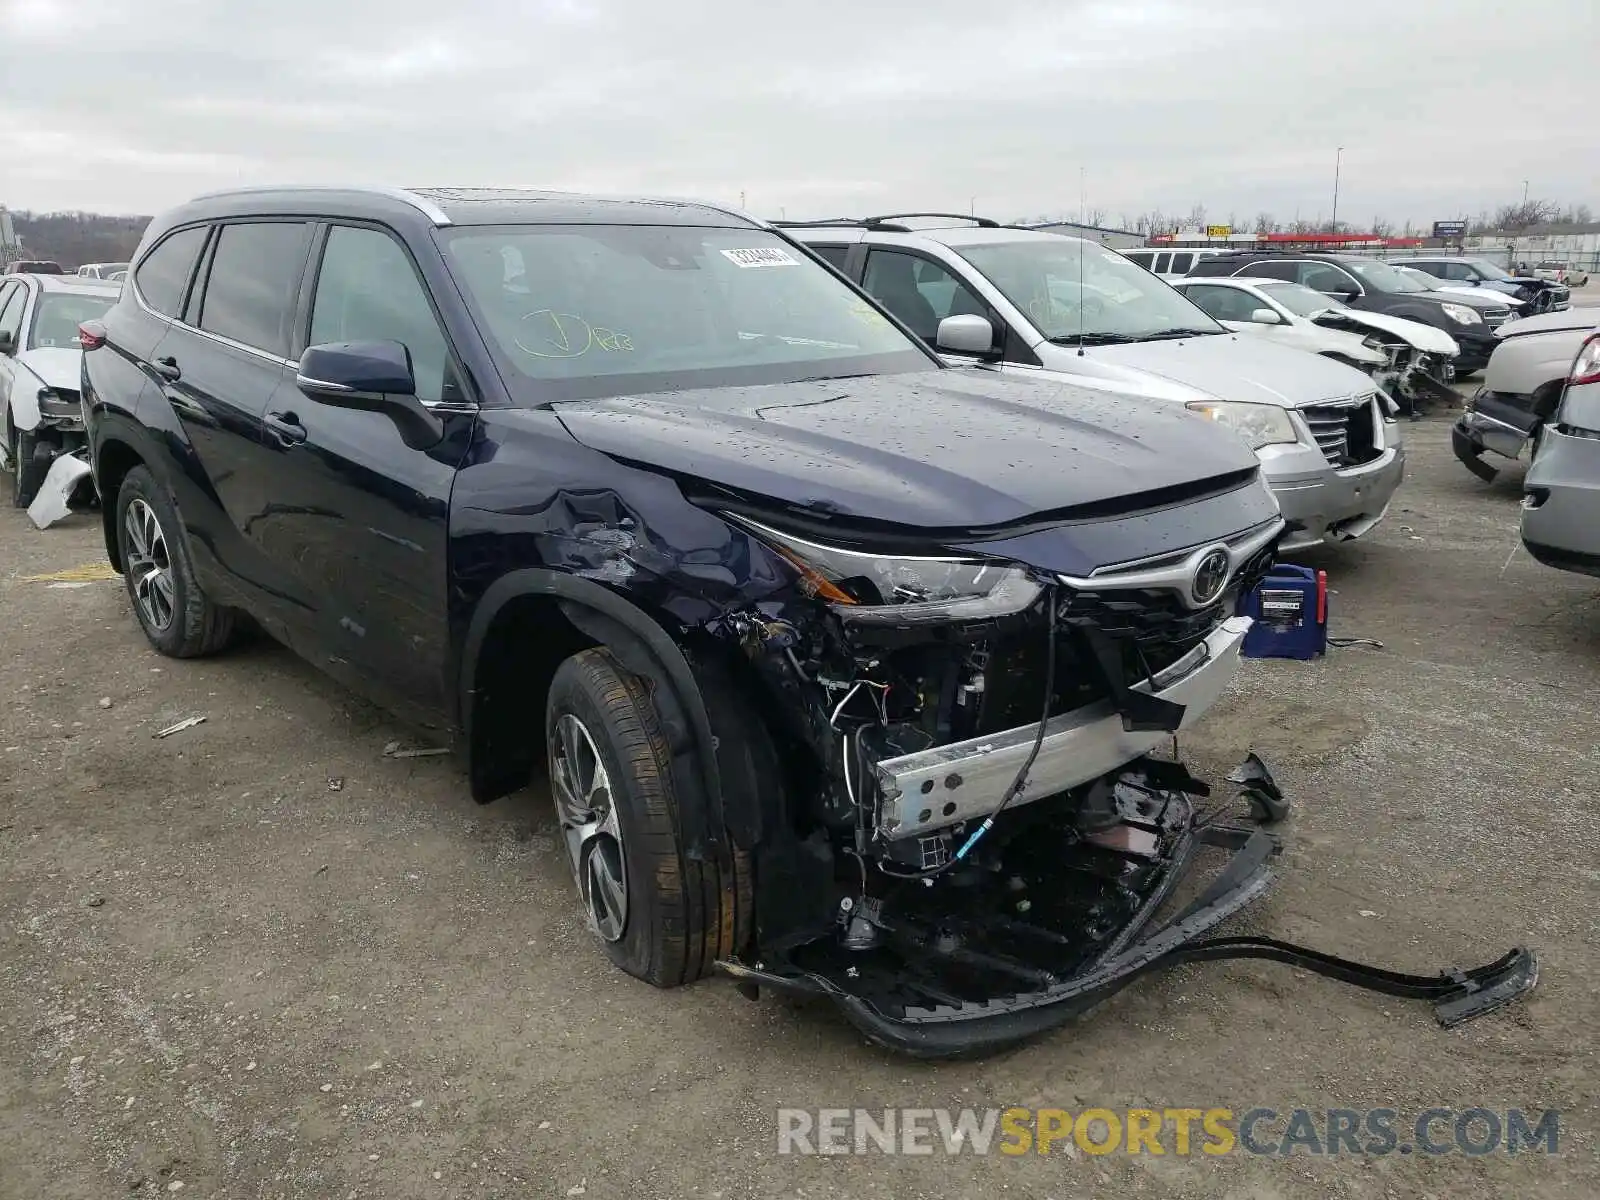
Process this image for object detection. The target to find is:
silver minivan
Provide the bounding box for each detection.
[785,218,1404,553]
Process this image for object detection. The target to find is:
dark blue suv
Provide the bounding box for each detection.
[81,186,1296,1052]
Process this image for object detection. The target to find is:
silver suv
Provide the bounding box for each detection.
[785,215,1404,553]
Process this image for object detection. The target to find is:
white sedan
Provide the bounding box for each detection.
[0,273,119,506]
[1171,275,1461,410]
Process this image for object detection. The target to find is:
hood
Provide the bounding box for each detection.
[1496,308,1599,339]
[16,347,83,392]
[1418,288,1505,313]
[1311,308,1460,356]
[551,370,1261,531]
[1042,332,1376,409]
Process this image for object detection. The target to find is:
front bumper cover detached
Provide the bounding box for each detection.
[719,759,1537,1058]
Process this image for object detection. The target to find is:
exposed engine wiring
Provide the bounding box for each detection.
[877,583,1059,881]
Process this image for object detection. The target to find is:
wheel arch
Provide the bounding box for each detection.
[94,435,148,572]
[460,570,731,858]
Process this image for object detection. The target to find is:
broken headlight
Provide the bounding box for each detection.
[37,388,81,421]
[1184,400,1298,451]
[733,517,1042,625]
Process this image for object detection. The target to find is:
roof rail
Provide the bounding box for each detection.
[774,213,1003,233]
[771,217,867,229]
[865,212,1001,230]
[187,185,452,226]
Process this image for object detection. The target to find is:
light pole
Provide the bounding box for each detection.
[1522,180,1530,206]
[1330,146,1343,233]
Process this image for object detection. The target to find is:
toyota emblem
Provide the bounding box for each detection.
[1191,549,1231,606]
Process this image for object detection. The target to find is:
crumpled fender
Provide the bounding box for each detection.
[5,359,46,431]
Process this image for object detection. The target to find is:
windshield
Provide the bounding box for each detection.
[439,225,930,402]
[1395,266,1437,288]
[28,291,115,349]
[1257,280,1346,316]
[1344,259,1430,293]
[953,238,1224,343]
[1466,258,1514,281]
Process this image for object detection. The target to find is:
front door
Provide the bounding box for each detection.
[247,222,473,730]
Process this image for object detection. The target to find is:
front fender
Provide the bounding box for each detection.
[6,361,44,431]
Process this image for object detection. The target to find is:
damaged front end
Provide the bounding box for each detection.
[698,510,1534,1054]
[1312,313,1460,412]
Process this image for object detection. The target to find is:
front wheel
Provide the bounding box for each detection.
[545,648,751,987]
[9,426,51,509]
[114,465,237,657]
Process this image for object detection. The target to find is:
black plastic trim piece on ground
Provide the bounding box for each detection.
[1451,421,1500,482]
[716,818,1539,1057]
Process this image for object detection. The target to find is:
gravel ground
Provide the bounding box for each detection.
[1,415,1596,1199]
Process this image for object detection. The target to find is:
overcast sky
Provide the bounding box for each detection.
[2,0,1596,227]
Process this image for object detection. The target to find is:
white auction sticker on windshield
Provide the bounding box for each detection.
[721,247,800,268]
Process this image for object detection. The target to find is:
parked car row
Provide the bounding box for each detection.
[0,190,1543,1051]
[781,216,1405,552]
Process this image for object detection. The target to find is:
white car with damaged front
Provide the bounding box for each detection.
[0,273,118,508]
[1171,276,1460,412]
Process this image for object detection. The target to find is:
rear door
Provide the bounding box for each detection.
[152,219,315,631]
[245,221,473,728]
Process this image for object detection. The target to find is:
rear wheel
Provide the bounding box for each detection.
[115,465,236,657]
[545,647,751,986]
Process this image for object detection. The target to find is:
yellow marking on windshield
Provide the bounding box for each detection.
[515,310,634,359]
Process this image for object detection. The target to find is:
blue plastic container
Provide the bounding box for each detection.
[1237,565,1327,660]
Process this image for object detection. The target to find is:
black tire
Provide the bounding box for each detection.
[114,465,236,657]
[545,647,751,987]
[9,426,51,509]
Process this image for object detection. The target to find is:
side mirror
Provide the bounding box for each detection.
[296,340,443,450]
[1249,308,1282,325]
[0,331,14,356]
[935,314,996,356]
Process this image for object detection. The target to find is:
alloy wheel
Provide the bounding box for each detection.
[549,713,629,942]
[124,498,176,632]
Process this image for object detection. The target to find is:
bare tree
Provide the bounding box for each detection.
[1254,212,1277,234]
[1186,204,1207,229]
[1083,207,1107,227]
[1491,199,1561,231]
[1371,216,1394,238]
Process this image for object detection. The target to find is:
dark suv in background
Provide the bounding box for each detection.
[1391,255,1570,313]
[80,185,1295,1054]
[1187,251,1511,375]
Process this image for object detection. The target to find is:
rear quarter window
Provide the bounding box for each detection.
[807,244,850,271]
[134,226,209,318]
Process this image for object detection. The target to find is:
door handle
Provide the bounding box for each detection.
[265,410,308,447]
[153,356,182,382]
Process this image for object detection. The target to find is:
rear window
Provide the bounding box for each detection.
[135,227,209,318]
[441,224,929,403]
[197,222,311,355]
